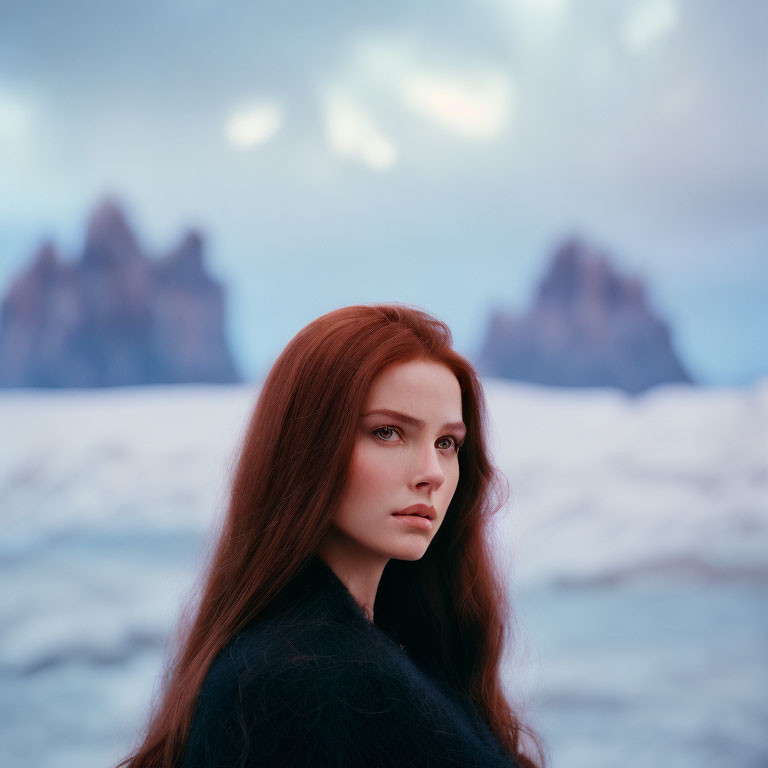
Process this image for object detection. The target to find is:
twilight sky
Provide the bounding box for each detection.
[0,0,766,385]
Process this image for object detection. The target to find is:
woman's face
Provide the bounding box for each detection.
[330,358,466,563]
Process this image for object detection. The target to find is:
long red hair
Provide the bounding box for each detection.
[116,303,547,768]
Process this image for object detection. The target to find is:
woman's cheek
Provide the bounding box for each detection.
[355,441,398,491]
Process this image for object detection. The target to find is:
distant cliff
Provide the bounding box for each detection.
[476,237,694,395]
[0,199,241,388]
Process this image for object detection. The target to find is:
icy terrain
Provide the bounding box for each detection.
[1,379,766,768]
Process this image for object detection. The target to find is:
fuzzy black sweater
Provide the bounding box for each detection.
[178,554,520,767]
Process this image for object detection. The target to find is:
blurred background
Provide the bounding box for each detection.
[1,1,766,766]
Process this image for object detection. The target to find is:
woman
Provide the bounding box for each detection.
[116,303,546,768]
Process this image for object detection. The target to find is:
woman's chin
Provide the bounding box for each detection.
[386,540,430,561]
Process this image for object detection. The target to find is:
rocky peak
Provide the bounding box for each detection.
[536,237,647,316]
[476,236,694,395]
[0,198,241,388]
[154,230,212,290]
[32,240,61,273]
[81,198,143,269]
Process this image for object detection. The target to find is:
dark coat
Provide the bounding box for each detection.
[179,553,520,767]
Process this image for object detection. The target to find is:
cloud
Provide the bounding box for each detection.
[321,36,516,150]
[0,88,32,141]
[322,95,397,171]
[621,0,680,54]
[0,86,38,206]
[490,0,570,52]
[507,0,569,23]
[402,70,514,140]
[225,103,283,149]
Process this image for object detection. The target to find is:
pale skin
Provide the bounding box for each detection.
[317,358,466,623]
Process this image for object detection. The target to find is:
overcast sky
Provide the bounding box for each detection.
[1,0,766,385]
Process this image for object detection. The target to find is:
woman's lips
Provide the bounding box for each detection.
[392,513,433,531]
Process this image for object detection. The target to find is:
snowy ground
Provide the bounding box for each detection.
[1,379,766,767]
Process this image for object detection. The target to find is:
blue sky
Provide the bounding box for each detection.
[0,0,766,385]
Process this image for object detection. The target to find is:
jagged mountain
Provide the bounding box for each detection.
[476,237,694,395]
[0,199,241,388]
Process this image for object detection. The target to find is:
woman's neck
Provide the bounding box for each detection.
[316,531,389,623]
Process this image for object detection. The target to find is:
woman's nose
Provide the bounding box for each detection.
[410,442,445,489]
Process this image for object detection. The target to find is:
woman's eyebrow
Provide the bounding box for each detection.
[360,408,466,434]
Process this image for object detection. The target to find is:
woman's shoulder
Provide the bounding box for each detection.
[181,556,521,765]
[183,613,520,768]
[186,625,518,768]
[195,593,392,715]
[180,612,371,767]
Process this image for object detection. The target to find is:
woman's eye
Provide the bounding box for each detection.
[373,426,399,442]
[437,436,459,452]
